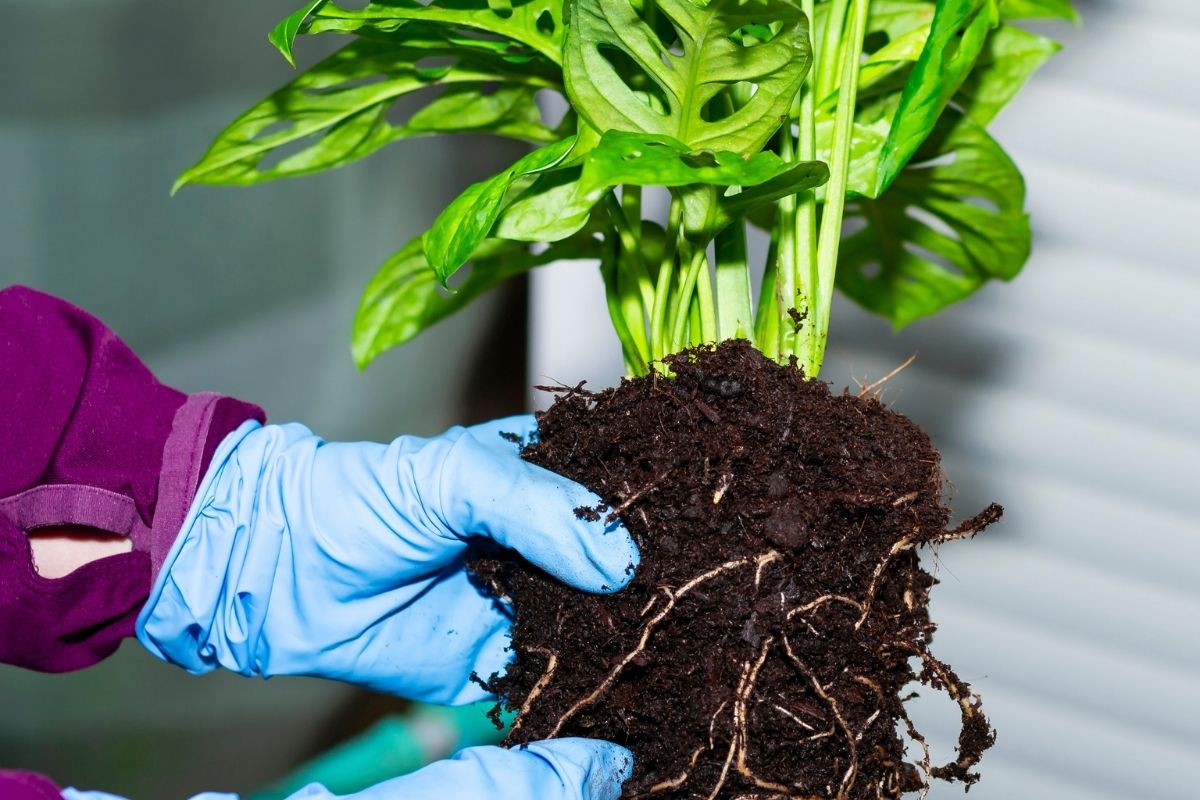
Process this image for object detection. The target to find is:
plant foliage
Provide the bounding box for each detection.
[179,0,1074,374]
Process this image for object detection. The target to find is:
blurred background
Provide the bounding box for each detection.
[1,0,1197,798]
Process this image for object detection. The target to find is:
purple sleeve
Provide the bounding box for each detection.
[0,770,62,799]
[0,285,265,673]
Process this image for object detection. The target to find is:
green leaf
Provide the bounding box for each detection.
[563,0,811,152]
[815,117,890,198]
[352,232,601,368]
[955,23,1060,125]
[837,112,1030,327]
[874,0,999,194]
[424,137,578,281]
[300,0,568,64]
[998,0,1079,23]
[493,130,828,244]
[865,0,936,40]
[174,32,559,191]
[269,0,330,67]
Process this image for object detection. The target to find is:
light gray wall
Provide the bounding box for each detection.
[531,2,1200,797]
[0,0,519,796]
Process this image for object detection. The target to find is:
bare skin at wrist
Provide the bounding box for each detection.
[28,526,133,579]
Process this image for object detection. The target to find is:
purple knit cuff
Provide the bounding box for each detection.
[0,769,63,800]
[0,286,265,673]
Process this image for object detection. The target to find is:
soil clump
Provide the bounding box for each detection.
[473,341,1000,799]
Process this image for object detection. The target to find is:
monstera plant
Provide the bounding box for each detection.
[179,1,1076,797]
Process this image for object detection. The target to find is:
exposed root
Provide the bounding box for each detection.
[900,711,931,800]
[734,640,791,793]
[856,528,920,630]
[486,342,1001,799]
[783,636,857,800]
[646,702,730,795]
[788,595,865,619]
[508,648,557,737]
[933,503,1003,545]
[546,551,780,738]
[856,355,917,398]
[608,472,669,523]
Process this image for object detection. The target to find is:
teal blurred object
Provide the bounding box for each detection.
[249,703,515,800]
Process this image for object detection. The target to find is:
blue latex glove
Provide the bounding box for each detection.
[61,737,633,800]
[137,414,640,704]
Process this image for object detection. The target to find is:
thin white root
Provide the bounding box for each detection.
[856,528,920,630]
[508,647,557,737]
[773,703,816,732]
[783,636,858,800]
[646,701,729,795]
[857,354,917,398]
[734,639,791,793]
[547,551,780,738]
[788,595,865,619]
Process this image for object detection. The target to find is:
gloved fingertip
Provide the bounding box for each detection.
[586,521,641,595]
[467,414,540,453]
[527,739,634,800]
[586,741,636,800]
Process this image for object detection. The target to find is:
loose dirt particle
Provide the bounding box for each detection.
[474,341,998,799]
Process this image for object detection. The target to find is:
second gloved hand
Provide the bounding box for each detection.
[137,414,640,703]
[62,738,632,800]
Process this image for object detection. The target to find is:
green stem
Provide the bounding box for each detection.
[599,236,648,374]
[651,195,682,361]
[688,294,703,347]
[714,222,752,341]
[695,244,717,343]
[669,243,706,353]
[604,192,656,318]
[622,185,642,240]
[776,128,800,358]
[792,0,819,362]
[816,0,851,103]
[808,0,869,377]
[754,224,782,360]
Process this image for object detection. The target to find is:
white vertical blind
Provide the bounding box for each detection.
[530,3,1200,796]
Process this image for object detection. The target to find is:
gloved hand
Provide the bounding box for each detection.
[61,737,633,800]
[137,414,640,703]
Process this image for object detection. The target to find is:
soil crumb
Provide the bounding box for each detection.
[474,341,999,799]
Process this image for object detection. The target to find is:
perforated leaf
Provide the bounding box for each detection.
[352,231,602,368]
[175,32,558,191]
[424,136,577,281]
[837,112,1030,326]
[494,130,827,244]
[563,0,811,152]
[297,0,568,64]
[874,0,1000,194]
[955,23,1061,125]
[998,0,1078,23]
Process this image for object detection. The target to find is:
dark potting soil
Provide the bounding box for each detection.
[473,341,1000,799]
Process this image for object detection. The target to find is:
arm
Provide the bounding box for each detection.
[0,285,263,672]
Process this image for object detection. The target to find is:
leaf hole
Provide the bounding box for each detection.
[903,241,966,279]
[861,262,881,279]
[535,88,570,129]
[728,21,781,47]
[414,56,457,80]
[536,9,556,35]
[256,135,318,173]
[597,44,671,116]
[251,120,296,142]
[906,206,958,241]
[304,73,389,96]
[863,30,889,54]
[487,0,515,19]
